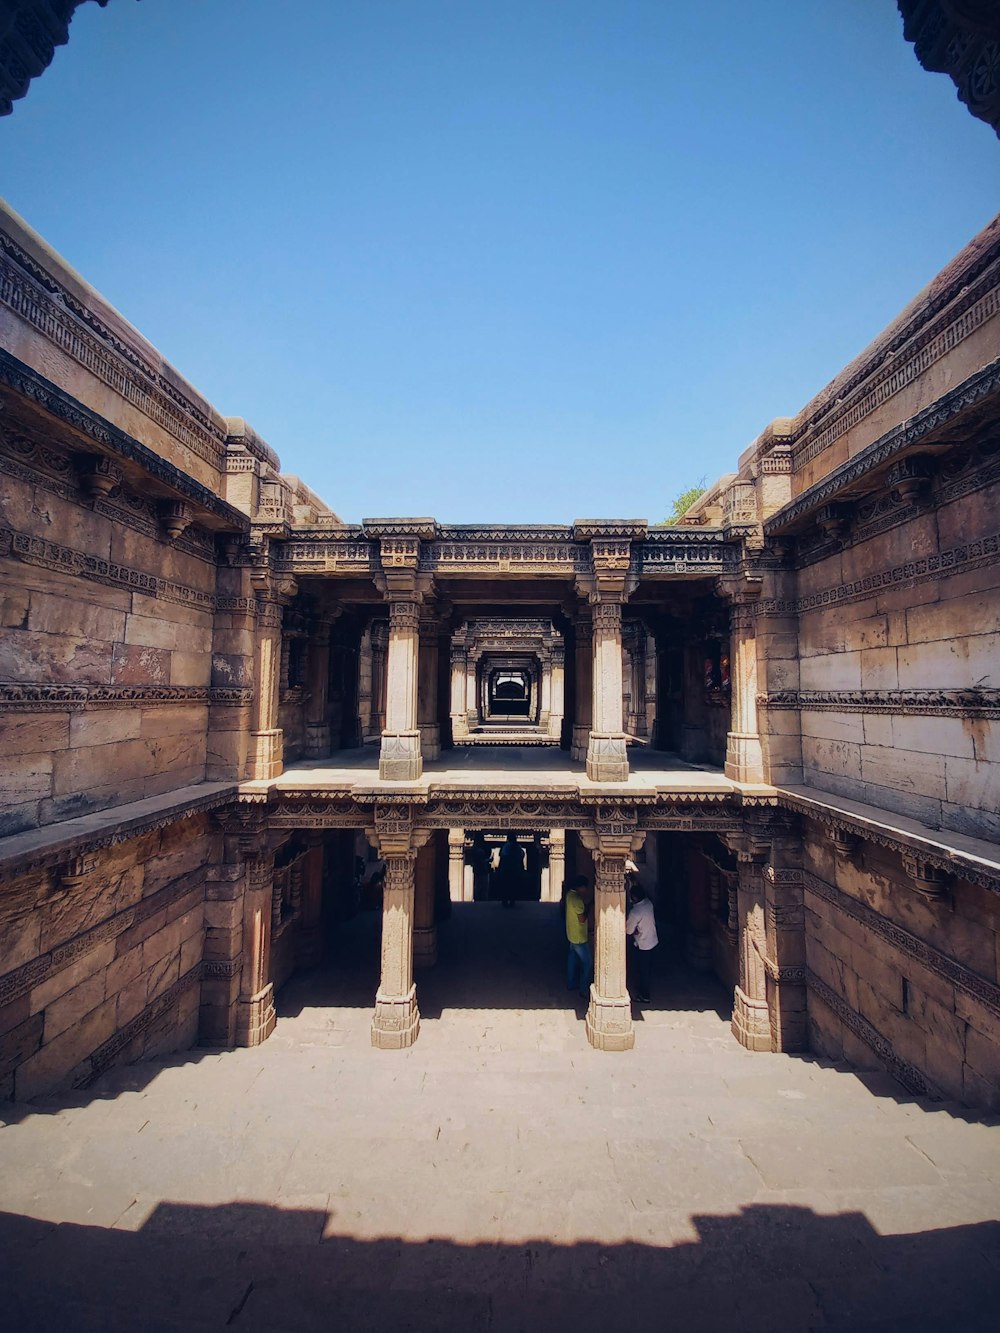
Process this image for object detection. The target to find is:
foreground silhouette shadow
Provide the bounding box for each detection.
[0,1200,997,1331]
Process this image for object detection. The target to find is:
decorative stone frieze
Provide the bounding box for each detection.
[760,688,1000,720]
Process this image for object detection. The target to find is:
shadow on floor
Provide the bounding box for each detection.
[1,1200,997,1331]
[277,903,732,1021]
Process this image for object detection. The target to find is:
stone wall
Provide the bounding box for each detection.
[794,483,999,840]
[802,822,1000,1110]
[0,814,212,1100]
[0,461,217,834]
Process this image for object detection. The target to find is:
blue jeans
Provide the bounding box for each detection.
[567,941,592,994]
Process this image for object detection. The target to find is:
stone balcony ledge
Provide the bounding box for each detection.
[0,781,238,881]
[777,784,1000,893]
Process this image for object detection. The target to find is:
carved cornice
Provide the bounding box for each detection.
[572,519,648,541]
[779,790,1000,894]
[0,784,236,883]
[0,349,248,531]
[899,1,1000,138]
[804,870,1000,1020]
[760,688,1000,720]
[1,2,109,117]
[0,683,253,710]
[758,528,1000,617]
[767,356,1000,536]
[363,518,438,539]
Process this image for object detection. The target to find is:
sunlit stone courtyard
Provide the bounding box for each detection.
[2,905,997,1331]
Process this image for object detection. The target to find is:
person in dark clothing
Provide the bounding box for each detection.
[497,832,525,908]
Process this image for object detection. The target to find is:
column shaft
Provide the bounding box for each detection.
[572,618,593,760]
[372,851,420,1048]
[732,854,771,1051]
[304,621,332,757]
[235,852,277,1046]
[724,599,765,783]
[379,600,423,780]
[418,620,441,760]
[585,847,635,1050]
[586,601,629,781]
[448,827,467,902]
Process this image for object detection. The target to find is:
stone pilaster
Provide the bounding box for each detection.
[371,834,421,1049]
[717,578,765,784]
[369,620,388,738]
[549,644,565,742]
[449,641,468,741]
[545,828,565,903]
[763,828,807,1052]
[726,835,771,1052]
[581,831,639,1051]
[413,836,438,967]
[571,615,592,761]
[418,615,441,760]
[248,571,297,780]
[235,850,278,1047]
[448,827,467,902]
[304,617,334,758]
[379,598,423,780]
[587,600,629,782]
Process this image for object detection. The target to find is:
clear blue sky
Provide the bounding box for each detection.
[2,1,997,523]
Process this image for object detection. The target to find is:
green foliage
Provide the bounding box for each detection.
[663,478,706,524]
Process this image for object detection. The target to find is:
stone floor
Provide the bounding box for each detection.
[1,905,998,1331]
[265,743,741,793]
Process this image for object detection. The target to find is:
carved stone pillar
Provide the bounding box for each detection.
[296,833,326,968]
[545,828,565,904]
[304,619,333,758]
[236,851,278,1046]
[571,616,592,761]
[539,652,552,731]
[549,645,565,742]
[449,642,468,741]
[371,834,422,1049]
[249,574,296,780]
[581,831,638,1051]
[413,837,438,967]
[418,616,441,760]
[448,827,467,902]
[587,600,629,782]
[379,599,422,780]
[728,837,771,1052]
[718,581,765,784]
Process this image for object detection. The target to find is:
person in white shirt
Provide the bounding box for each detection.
[625,883,658,1004]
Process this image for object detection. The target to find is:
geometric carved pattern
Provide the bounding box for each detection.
[760,688,1000,720]
[0,683,253,710]
[803,871,1000,1020]
[807,970,936,1098]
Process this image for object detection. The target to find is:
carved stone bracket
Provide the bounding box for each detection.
[901,851,953,901]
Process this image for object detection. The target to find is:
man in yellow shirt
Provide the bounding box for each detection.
[564,874,593,998]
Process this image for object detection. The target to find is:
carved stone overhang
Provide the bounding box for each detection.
[765,355,1000,545]
[0,0,108,117]
[274,519,738,584]
[238,784,777,834]
[779,788,1000,897]
[0,782,238,884]
[899,1,1000,138]
[0,348,249,535]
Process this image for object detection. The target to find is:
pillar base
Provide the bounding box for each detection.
[371,984,420,1049]
[304,722,331,758]
[570,724,590,762]
[585,986,635,1051]
[724,732,765,784]
[731,984,772,1051]
[235,984,276,1047]
[378,730,423,780]
[413,925,438,968]
[419,723,441,761]
[249,729,283,780]
[586,733,630,782]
